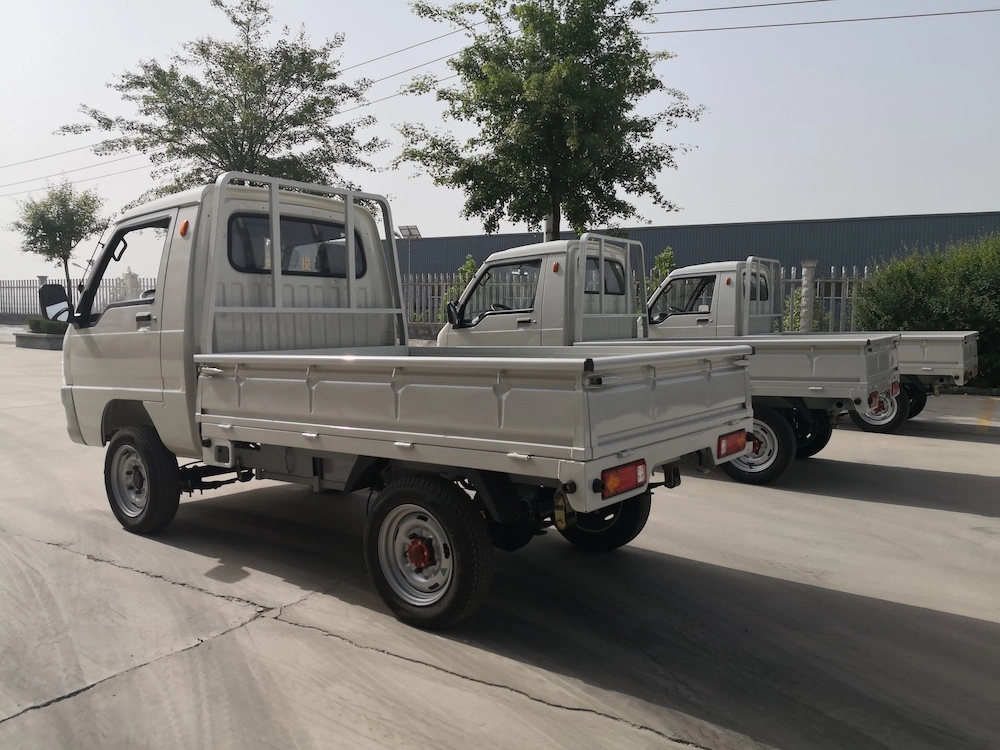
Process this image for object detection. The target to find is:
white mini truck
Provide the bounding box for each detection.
[438,237,901,485]
[40,173,754,629]
[648,258,979,433]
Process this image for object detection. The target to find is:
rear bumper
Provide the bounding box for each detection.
[558,412,754,514]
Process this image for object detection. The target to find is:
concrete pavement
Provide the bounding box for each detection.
[2,328,1000,749]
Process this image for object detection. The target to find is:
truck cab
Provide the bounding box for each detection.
[439,235,643,347]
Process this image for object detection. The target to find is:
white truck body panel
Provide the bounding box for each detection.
[195,345,753,511]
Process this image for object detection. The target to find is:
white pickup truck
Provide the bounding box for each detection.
[39,173,754,629]
[438,236,901,485]
[648,257,980,432]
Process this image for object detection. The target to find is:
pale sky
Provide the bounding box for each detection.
[1,0,998,279]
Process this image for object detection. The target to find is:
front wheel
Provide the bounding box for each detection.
[558,491,651,552]
[105,426,181,534]
[849,392,910,433]
[720,405,796,485]
[364,475,494,630]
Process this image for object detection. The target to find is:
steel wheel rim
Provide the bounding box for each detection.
[111,445,149,518]
[575,503,623,534]
[861,394,897,425]
[732,418,778,473]
[377,503,454,607]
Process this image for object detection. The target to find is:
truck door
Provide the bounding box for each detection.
[443,259,543,346]
[647,273,719,338]
[65,210,177,420]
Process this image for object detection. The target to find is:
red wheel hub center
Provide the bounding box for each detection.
[406,538,432,569]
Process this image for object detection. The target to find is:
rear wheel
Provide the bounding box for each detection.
[903,381,928,419]
[104,426,180,534]
[558,492,651,552]
[364,475,494,630]
[849,391,910,433]
[794,410,834,459]
[720,405,796,485]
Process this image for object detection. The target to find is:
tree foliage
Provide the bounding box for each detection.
[854,234,1000,387]
[61,0,384,202]
[9,181,107,302]
[396,0,702,238]
[647,246,676,291]
[441,254,480,320]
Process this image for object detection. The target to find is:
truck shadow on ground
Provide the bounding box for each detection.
[705,458,1000,517]
[839,423,1000,446]
[156,485,1000,750]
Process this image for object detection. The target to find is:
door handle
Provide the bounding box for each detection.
[696,318,711,324]
[516,317,534,325]
[135,311,153,324]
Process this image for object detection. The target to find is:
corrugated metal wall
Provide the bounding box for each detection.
[400,211,1000,274]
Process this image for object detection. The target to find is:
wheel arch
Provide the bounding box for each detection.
[101,399,155,445]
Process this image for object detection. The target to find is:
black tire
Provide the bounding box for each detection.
[849,391,910,433]
[794,410,834,459]
[364,475,494,630]
[104,426,181,534]
[720,405,796,485]
[558,491,651,553]
[488,522,538,552]
[903,381,928,419]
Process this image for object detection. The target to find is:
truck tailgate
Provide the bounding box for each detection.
[896,331,979,384]
[195,346,753,511]
[590,335,899,412]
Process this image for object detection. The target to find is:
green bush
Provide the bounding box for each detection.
[28,318,69,336]
[782,287,831,332]
[854,233,1000,387]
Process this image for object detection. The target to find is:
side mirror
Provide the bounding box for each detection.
[38,284,71,322]
[446,301,460,327]
[698,304,710,313]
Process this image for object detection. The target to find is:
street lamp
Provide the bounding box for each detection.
[397,225,421,278]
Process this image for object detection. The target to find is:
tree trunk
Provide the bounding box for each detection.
[546,195,562,241]
[62,258,74,308]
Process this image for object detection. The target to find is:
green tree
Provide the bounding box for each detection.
[61,0,384,202]
[441,254,479,320]
[855,235,1000,386]
[10,181,107,304]
[647,246,676,291]
[396,0,702,239]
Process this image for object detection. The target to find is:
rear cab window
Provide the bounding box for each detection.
[228,213,366,278]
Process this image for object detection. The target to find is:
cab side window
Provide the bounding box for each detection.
[460,260,542,326]
[650,275,715,322]
[76,219,171,324]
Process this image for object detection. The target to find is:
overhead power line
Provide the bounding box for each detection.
[643,7,1000,34]
[654,0,844,15]
[0,161,168,200]
[0,152,151,190]
[342,21,487,72]
[0,142,106,171]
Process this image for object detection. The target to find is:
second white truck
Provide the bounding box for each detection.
[439,236,901,485]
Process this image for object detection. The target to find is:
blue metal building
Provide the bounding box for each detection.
[399,210,1000,275]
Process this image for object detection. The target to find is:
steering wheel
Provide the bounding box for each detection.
[490,302,511,311]
[667,304,684,314]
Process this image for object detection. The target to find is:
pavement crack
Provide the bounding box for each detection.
[4,530,267,611]
[0,610,269,727]
[272,615,713,749]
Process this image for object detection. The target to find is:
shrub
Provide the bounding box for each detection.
[28,318,69,335]
[440,254,479,322]
[854,233,1000,387]
[782,287,831,332]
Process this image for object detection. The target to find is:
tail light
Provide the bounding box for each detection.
[600,460,647,499]
[891,381,901,397]
[717,429,747,459]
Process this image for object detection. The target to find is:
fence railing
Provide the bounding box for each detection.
[0,276,157,317]
[2,268,871,331]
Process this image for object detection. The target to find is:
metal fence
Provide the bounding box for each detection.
[0,276,157,317]
[2,268,871,331]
